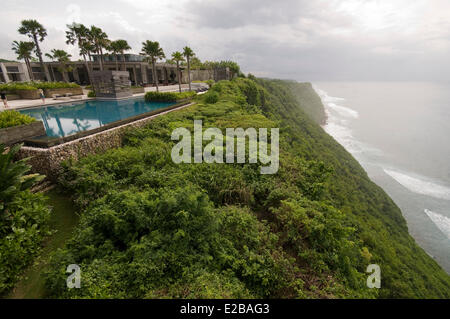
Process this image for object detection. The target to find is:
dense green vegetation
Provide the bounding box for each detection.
[45,78,450,298]
[0,110,35,129]
[144,91,197,102]
[188,59,241,74]
[0,82,80,94]
[7,190,79,299]
[0,144,51,295]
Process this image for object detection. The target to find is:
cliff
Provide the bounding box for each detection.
[45,77,450,298]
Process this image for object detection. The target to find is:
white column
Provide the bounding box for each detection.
[141,65,148,84]
[0,63,10,82]
[19,63,31,81]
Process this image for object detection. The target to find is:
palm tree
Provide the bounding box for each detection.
[11,41,35,81]
[88,26,109,71]
[116,40,131,71]
[66,23,93,84]
[47,49,72,82]
[183,46,195,91]
[109,40,131,71]
[18,19,51,81]
[44,53,56,81]
[171,51,185,93]
[141,40,165,92]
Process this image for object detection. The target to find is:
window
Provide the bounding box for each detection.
[6,66,19,73]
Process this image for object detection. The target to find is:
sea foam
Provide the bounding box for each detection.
[424,209,450,239]
[316,86,380,156]
[384,169,450,201]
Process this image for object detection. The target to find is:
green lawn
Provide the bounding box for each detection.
[7,189,79,299]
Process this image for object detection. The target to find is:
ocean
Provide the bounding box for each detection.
[313,81,450,274]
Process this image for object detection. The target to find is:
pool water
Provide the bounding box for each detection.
[19,98,176,138]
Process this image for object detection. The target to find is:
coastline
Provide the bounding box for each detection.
[311,82,450,274]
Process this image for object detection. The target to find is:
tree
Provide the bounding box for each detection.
[18,19,51,81]
[183,46,195,91]
[66,23,93,85]
[11,41,35,81]
[87,26,109,71]
[44,53,56,81]
[171,51,185,93]
[141,40,165,92]
[46,49,72,82]
[109,40,131,71]
[0,143,44,212]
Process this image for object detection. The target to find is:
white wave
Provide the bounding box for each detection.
[314,87,346,103]
[424,209,450,239]
[316,86,380,157]
[384,169,450,201]
[327,102,359,119]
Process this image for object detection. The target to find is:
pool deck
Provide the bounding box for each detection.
[1,83,204,111]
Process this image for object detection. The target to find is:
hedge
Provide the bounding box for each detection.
[0,110,36,129]
[144,91,196,102]
[0,82,80,94]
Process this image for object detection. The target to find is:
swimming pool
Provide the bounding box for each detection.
[19,98,176,138]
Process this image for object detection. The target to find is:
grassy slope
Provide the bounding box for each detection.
[44,78,450,298]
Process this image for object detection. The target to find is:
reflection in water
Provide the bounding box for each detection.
[20,98,175,138]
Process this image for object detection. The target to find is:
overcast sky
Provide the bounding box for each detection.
[1,0,450,81]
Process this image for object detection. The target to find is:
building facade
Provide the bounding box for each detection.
[1,54,185,87]
[1,54,234,86]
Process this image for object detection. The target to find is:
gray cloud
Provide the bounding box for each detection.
[1,0,449,81]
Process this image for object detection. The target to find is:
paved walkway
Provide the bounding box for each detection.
[1,83,206,111]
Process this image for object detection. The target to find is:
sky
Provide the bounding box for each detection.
[1,0,450,81]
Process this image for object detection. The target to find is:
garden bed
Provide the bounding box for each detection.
[0,82,82,100]
[0,121,46,145]
[16,89,40,100]
[44,87,83,98]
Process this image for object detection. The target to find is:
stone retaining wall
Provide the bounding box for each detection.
[0,121,45,145]
[16,103,193,181]
[16,89,40,100]
[44,87,83,98]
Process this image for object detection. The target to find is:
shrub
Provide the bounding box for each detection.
[0,143,50,294]
[0,83,36,93]
[30,82,80,90]
[0,82,80,94]
[0,110,35,129]
[205,79,215,88]
[203,91,219,104]
[87,91,96,98]
[144,91,196,102]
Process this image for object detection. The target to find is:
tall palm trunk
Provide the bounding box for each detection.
[187,56,191,91]
[49,63,55,81]
[33,33,50,81]
[152,58,159,92]
[60,63,69,82]
[82,54,93,86]
[121,53,126,71]
[176,61,181,93]
[25,58,34,81]
[97,46,104,71]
